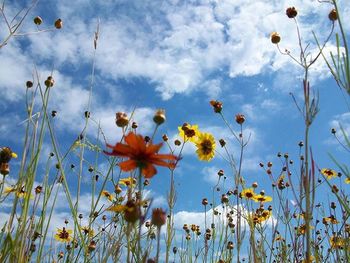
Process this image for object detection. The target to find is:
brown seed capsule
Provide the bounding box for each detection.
[221,194,229,203]
[252,182,258,188]
[328,9,337,21]
[270,32,281,44]
[267,161,272,167]
[162,134,168,142]
[331,128,336,134]
[116,112,129,127]
[33,16,43,25]
[210,100,223,113]
[44,76,54,87]
[54,18,63,29]
[235,114,245,125]
[131,122,138,129]
[174,139,181,146]
[35,185,43,194]
[88,240,96,252]
[153,109,166,125]
[124,200,141,223]
[218,169,224,177]
[85,111,90,118]
[51,110,57,117]
[26,81,33,88]
[202,198,208,206]
[286,7,298,18]
[219,139,226,147]
[0,163,9,175]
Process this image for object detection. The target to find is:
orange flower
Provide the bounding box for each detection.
[104,132,177,178]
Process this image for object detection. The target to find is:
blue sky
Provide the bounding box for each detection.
[1,0,350,238]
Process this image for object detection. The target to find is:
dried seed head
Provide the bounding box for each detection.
[219,139,226,147]
[202,198,208,206]
[210,100,223,113]
[162,134,168,141]
[33,16,43,25]
[116,112,129,127]
[328,9,337,21]
[44,76,54,87]
[174,139,181,146]
[26,81,33,88]
[331,128,336,134]
[270,32,281,44]
[131,121,138,129]
[35,185,43,194]
[235,114,245,125]
[286,7,298,18]
[54,18,63,29]
[153,109,166,125]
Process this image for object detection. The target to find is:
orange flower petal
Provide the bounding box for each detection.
[125,133,145,153]
[119,159,137,172]
[142,163,157,178]
[145,143,162,154]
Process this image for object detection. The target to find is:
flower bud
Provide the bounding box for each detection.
[153,109,166,125]
[33,16,43,25]
[235,114,245,125]
[210,100,223,113]
[116,112,129,127]
[44,76,54,87]
[328,9,337,21]
[55,18,63,29]
[26,81,33,88]
[286,7,297,18]
[270,32,281,44]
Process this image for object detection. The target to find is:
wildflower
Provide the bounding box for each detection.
[235,114,245,125]
[3,186,32,199]
[107,199,142,223]
[322,216,339,225]
[321,168,337,179]
[241,188,256,200]
[253,194,272,203]
[151,208,167,227]
[286,7,298,18]
[88,240,96,252]
[219,139,226,147]
[116,112,129,127]
[209,100,223,113]
[54,228,73,242]
[178,123,200,142]
[296,224,314,236]
[102,190,114,202]
[253,210,271,224]
[80,226,95,237]
[345,177,350,184]
[104,132,177,178]
[118,177,136,187]
[301,255,315,263]
[153,109,166,125]
[270,32,281,44]
[274,235,285,242]
[195,132,216,161]
[330,235,344,249]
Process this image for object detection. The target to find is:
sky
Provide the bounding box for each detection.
[1,0,350,250]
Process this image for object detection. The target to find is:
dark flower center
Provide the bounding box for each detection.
[200,140,213,155]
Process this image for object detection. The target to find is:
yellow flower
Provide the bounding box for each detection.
[80,226,94,237]
[252,210,272,224]
[330,235,344,249]
[241,188,256,200]
[195,132,216,161]
[301,255,315,263]
[119,177,136,187]
[274,235,285,242]
[345,177,350,184]
[323,216,339,224]
[11,152,17,158]
[296,224,314,235]
[321,168,337,179]
[253,194,272,203]
[3,186,33,199]
[54,227,73,242]
[102,190,114,202]
[178,124,200,142]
